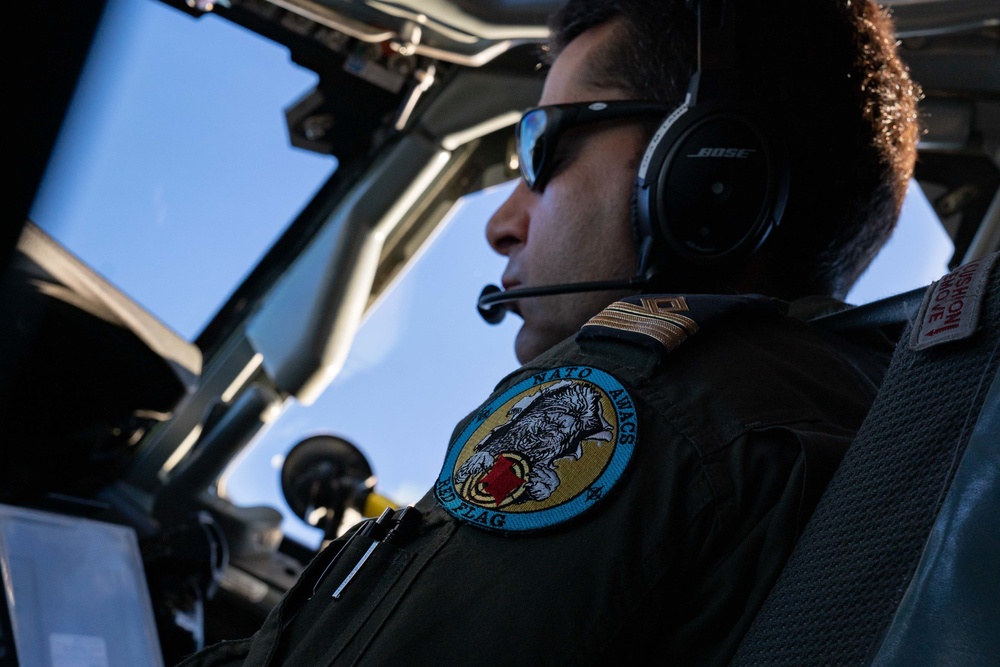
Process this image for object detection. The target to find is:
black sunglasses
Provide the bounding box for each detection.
[515,100,673,191]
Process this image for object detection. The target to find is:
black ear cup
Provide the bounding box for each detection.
[634,100,789,268]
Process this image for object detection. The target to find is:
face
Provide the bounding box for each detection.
[486,20,646,363]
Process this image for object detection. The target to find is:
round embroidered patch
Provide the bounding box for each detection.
[434,366,637,533]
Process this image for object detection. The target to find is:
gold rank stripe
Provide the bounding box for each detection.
[583,300,700,352]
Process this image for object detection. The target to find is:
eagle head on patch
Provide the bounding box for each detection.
[455,380,613,504]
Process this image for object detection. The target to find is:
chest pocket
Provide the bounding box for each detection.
[248,517,456,667]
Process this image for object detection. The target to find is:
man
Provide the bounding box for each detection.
[182,0,919,664]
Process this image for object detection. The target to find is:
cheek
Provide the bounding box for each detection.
[577,171,639,263]
[526,127,645,277]
[579,141,642,224]
[526,189,587,255]
[535,180,635,273]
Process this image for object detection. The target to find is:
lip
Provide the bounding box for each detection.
[501,276,520,291]
[499,277,523,318]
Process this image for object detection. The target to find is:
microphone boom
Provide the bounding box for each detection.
[476,275,650,325]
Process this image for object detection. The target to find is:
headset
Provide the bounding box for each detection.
[478,0,790,325]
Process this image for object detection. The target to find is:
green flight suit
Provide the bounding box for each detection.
[180,293,892,666]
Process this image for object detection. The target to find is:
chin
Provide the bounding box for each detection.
[513,329,535,365]
[514,326,550,365]
[514,322,572,365]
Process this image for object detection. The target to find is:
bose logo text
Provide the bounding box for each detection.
[687,148,756,158]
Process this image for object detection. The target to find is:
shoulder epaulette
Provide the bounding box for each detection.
[577,293,780,356]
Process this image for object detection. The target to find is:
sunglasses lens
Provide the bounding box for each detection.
[518,109,549,188]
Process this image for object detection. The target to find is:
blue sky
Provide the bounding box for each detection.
[30,0,952,547]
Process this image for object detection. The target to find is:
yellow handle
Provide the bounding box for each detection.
[363,492,398,517]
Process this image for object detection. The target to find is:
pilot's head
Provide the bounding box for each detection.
[486,0,920,364]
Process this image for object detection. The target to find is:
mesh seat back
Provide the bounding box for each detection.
[731,253,1000,666]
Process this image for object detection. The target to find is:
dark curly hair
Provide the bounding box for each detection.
[547,0,921,299]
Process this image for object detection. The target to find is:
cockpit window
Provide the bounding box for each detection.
[29,0,335,341]
[217,183,522,548]
[847,181,953,304]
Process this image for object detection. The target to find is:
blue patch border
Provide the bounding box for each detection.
[434,366,637,533]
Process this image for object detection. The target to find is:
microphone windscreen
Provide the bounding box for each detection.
[477,284,506,325]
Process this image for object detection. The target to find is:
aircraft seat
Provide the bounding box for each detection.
[731,252,999,666]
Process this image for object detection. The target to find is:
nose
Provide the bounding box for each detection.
[486,180,532,257]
